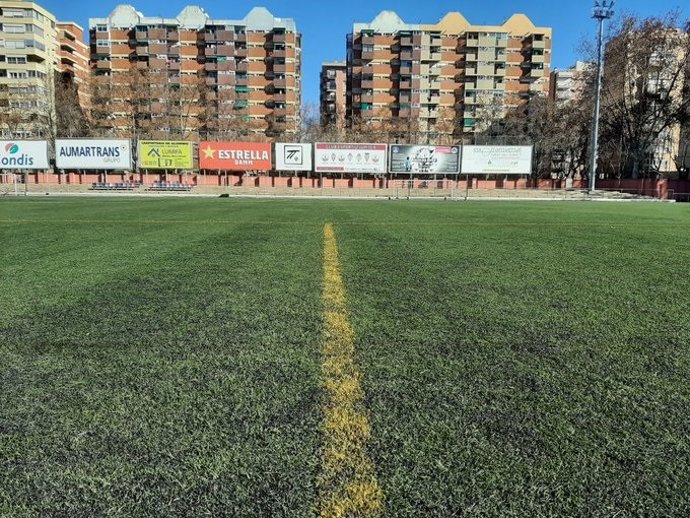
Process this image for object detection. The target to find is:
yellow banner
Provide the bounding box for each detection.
[139,141,193,170]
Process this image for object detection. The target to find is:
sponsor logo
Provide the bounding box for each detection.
[1,142,34,167]
[58,145,125,163]
[283,145,303,165]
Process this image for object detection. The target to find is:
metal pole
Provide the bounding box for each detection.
[589,1,614,193]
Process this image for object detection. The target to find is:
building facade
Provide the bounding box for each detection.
[549,61,591,104]
[0,0,57,138]
[89,5,301,140]
[320,60,346,130]
[347,11,552,143]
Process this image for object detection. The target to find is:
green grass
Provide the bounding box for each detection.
[1,198,689,516]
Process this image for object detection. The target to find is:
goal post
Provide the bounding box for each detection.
[0,172,19,196]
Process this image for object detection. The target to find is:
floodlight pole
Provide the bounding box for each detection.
[589,0,614,192]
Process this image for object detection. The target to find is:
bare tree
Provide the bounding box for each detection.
[600,14,690,178]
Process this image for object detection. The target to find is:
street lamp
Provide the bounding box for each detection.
[589,0,615,192]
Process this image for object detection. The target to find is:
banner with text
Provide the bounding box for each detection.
[275,143,313,171]
[199,141,272,171]
[314,143,387,173]
[139,141,193,170]
[389,145,461,174]
[56,139,131,170]
[461,146,533,175]
[0,140,49,170]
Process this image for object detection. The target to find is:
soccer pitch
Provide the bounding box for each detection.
[1,198,689,516]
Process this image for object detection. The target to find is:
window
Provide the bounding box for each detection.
[3,9,28,18]
[6,56,27,64]
[97,40,109,47]
[4,24,26,34]
[96,25,107,32]
[5,40,26,49]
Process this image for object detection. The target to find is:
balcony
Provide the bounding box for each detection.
[236,62,248,73]
[217,46,233,57]
[271,49,286,58]
[96,60,111,70]
[273,64,287,73]
[362,35,375,45]
[135,31,147,40]
[360,94,374,103]
[530,69,545,78]
[478,35,497,47]
[149,29,166,39]
[361,79,374,89]
[465,67,477,75]
[272,108,288,117]
[205,62,217,71]
[167,31,179,40]
[464,95,477,105]
[361,50,374,61]
[273,78,287,88]
[465,53,478,62]
[533,39,546,49]
[400,36,413,46]
[274,93,287,102]
[149,43,167,55]
[400,80,412,89]
[478,51,495,61]
[272,33,286,43]
[168,61,180,71]
[217,60,235,72]
[234,47,248,58]
[136,45,148,55]
[532,54,545,64]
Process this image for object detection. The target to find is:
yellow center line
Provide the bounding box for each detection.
[319,223,383,518]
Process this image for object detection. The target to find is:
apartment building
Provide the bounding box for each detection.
[320,61,346,129]
[347,11,552,142]
[0,0,57,138]
[89,5,301,140]
[549,61,591,104]
[56,21,89,111]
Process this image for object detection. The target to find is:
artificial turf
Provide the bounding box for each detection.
[1,197,689,516]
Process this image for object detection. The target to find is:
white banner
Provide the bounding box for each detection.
[275,143,312,171]
[315,143,387,173]
[461,146,533,175]
[56,139,132,170]
[0,140,48,170]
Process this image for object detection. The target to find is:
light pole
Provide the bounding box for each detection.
[589,0,614,192]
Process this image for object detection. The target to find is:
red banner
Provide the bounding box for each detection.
[199,142,272,171]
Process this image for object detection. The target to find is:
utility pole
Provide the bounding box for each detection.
[589,0,615,192]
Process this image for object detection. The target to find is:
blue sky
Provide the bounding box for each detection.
[44,0,689,105]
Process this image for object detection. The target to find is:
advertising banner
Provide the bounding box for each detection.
[461,146,533,175]
[56,139,131,170]
[314,143,387,173]
[139,141,193,170]
[389,145,461,174]
[199,141,272,171]
[275,143,313,171]
[0,140,49,169]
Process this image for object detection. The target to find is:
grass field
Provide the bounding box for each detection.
[1,197,689,517]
